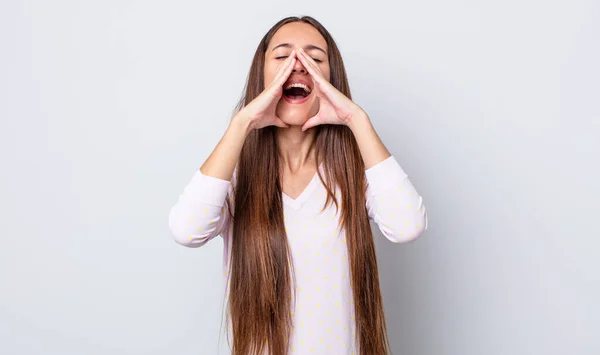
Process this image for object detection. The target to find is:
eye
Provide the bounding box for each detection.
[275,55,323,63]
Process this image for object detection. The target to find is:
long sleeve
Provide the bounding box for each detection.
[365,155,428,243]
[168,169,234,248]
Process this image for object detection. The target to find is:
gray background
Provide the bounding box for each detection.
[1,0,598,354]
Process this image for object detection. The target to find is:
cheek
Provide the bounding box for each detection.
[322,66,331,82]
[263,65,276,86]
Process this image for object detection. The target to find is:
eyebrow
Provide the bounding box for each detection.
[271,43,327,55]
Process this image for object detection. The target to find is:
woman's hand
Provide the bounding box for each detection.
[234,50,298,130]
[295,47,366,131]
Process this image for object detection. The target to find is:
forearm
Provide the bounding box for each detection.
[199,114,252,181]
[346,113,391,170]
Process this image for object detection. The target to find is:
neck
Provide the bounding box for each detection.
[275,125,318,173]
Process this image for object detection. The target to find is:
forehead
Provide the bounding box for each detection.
[267,22,327,52]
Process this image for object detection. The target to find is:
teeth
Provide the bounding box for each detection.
[285,82,311,94]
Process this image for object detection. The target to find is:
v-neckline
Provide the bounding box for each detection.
[281,162,323,210]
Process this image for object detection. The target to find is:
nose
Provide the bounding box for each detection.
[291,54,307,74]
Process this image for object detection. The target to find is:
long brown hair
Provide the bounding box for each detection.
[225,16,391,355]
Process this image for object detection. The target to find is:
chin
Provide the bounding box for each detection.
[278,110,309,125]
[276,98,319,126]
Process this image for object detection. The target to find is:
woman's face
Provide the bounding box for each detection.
[264,22,331,126]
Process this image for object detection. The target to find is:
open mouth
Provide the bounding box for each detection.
[282,80,312,103]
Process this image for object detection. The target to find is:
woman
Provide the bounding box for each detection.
[169,16,428,355]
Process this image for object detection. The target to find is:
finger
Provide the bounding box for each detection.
[295,49,319,76]
[297,50,345,102]
[300,48,322,70]
[296,49,325,80]
[296,51,331,96]
[272,52,294,82]
[271,50,297,88]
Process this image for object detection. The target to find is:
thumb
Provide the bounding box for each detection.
[273,117,290,128]
[301,115,320,131]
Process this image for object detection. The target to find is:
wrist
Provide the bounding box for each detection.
[231,113,254,136]
[346,110,370,131]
